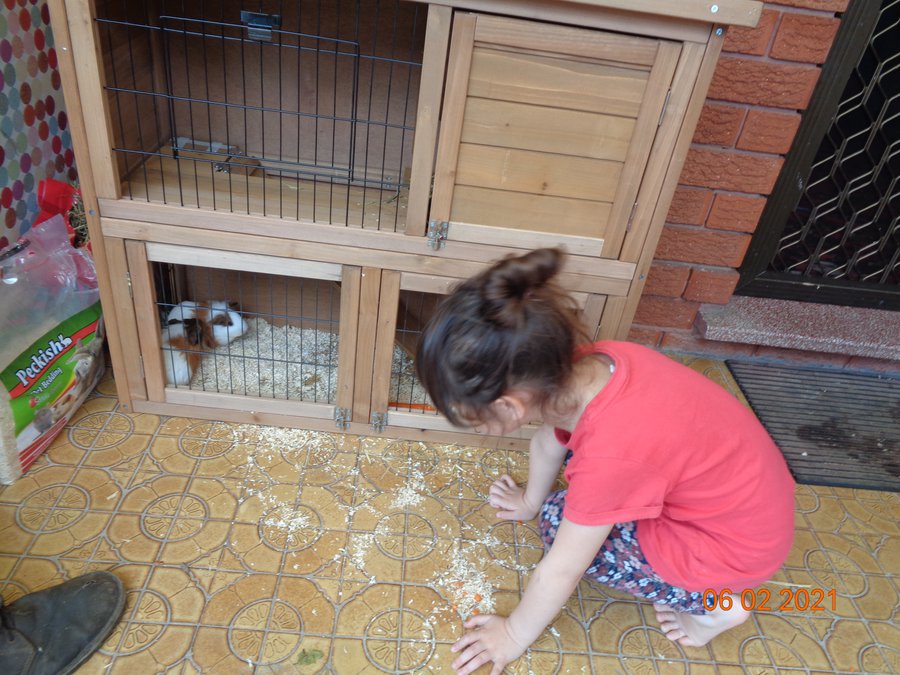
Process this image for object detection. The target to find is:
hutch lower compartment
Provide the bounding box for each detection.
[52,0,761,445]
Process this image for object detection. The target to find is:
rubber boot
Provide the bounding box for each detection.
[0,571,125,675]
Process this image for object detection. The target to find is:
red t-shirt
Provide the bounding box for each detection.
[555,341,795,592]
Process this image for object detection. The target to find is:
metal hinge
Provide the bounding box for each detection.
[126,271,133,298]
[426,220,449,250]
[138,354,145,380]
[658,89,672,126]
[240,11,281,42]
[370,411,388,433]
[334,407,351,431]
[625,201,638,232]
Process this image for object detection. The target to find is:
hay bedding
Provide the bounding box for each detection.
[190,316,430,406]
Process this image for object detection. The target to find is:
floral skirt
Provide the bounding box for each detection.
[538,488,707,614]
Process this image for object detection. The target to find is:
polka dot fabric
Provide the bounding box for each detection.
[0,0,76,250]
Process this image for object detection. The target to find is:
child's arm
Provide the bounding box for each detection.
[489,424,569,521]
[451,518,612,675]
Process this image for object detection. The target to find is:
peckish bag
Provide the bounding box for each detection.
[0,214,105,484]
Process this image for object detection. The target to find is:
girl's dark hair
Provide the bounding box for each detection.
[415,248,587,427]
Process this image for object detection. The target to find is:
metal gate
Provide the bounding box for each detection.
[737,0,899,310]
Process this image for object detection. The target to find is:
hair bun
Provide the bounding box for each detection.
[481,248,564,326]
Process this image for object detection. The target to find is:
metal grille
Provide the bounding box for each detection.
[739,0,899,308]
[96,0,425,230]
[388,290,439,415]
[153,262,341,403]
[773,0,899,287]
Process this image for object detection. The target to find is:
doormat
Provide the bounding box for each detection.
[726,361,899,492]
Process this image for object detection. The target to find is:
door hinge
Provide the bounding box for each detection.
[334,407,351,431]
[138,354,145,380]
[125,271,133,298]
[370,411,388,433]
[658,89,672,126]
[626,201,638,232]
[240,11,281,42]
[426,220,449,250]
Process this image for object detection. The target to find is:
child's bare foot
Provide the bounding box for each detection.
[653,601,749,647]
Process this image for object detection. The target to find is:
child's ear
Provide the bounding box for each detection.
[493,395,528,426]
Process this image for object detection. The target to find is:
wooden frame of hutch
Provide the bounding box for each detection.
[49,0,761,449]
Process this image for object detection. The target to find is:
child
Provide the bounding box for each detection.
[415,248,795,675]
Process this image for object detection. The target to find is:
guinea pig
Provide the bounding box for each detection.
[160,300,249,385]
[161,315,213,386]
[207,300,250,347]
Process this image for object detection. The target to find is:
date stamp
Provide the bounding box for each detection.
[702,587,837,612]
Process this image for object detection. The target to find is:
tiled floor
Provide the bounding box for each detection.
[1,359,898,674]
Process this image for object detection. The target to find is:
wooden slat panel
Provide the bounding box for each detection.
[474,14,659,66]
[371,270,402,416]
[406,4,452,237]
[446,222,603,257]
[101,217,637,296]
[428,13,478,227]
[455,144,622,202]
[164,389,333,420]
[100,198,627,276]
[600,41,682,258]
[352,268,381,424]
[398,272,591,310]
[145,243,342,281]
[468,47,649,117]
[64,0,119,198]
[101,237,144,403]
[336,266,361,413]
[461,98,635,161]
[124,240,166,402]
[449,185,612,239]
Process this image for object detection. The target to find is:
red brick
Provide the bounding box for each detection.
[627,327,663,347]
[709,57,821,109]
[679,148,784,194]
[771,13,840,64]
[768,0,848,12]
[683,268,741,304]
[693,103,746,146]
[633,297,700,330]
[707,193,768,233]
[737,109,801,154]
[666,187,713,225]
[654,225,751,267]
[723,9,779,56]
[644,263,691,297]
[660,330,756,358]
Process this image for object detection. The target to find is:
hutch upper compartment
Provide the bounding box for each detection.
[90,0,426,230]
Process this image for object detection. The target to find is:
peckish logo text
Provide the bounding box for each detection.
[15,334,73,387]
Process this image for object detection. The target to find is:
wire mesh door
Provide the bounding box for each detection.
[96,0,426,230]
[126,242,358,421]
[738,0,899,309]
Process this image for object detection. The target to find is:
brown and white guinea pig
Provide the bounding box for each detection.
[161,300,249,385]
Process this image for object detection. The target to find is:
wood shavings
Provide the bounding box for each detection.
[194,318,339,402]
[433,542,496,620]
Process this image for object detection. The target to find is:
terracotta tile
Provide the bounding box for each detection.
[191,627,254,673]
[754,613,832,669]
[118,474,192,514]
[200,573,279,627]
[587,600,645,654]
[29,512,111,557]
[865,622,900,674]
[105,516,163,563]
[102,625,194,671]
[0,505,36,554]
[825,619,878,672]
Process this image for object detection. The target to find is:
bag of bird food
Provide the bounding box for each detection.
[0,214,105,484]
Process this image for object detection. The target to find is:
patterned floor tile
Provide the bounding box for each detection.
[0,358,895,674]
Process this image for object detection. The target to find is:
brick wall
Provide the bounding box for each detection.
[630,0,845,353]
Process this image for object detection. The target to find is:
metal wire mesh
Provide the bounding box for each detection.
[388,290,439,415]
[773,0,899,288]
[153,262,341,403]
[96,0,425,230]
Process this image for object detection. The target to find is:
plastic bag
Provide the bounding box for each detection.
[0,214,105,483]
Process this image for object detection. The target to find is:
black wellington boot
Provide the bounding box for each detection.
[0,571,125,675]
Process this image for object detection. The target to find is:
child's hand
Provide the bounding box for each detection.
[488,474,538,521]
[451,614,527,675]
